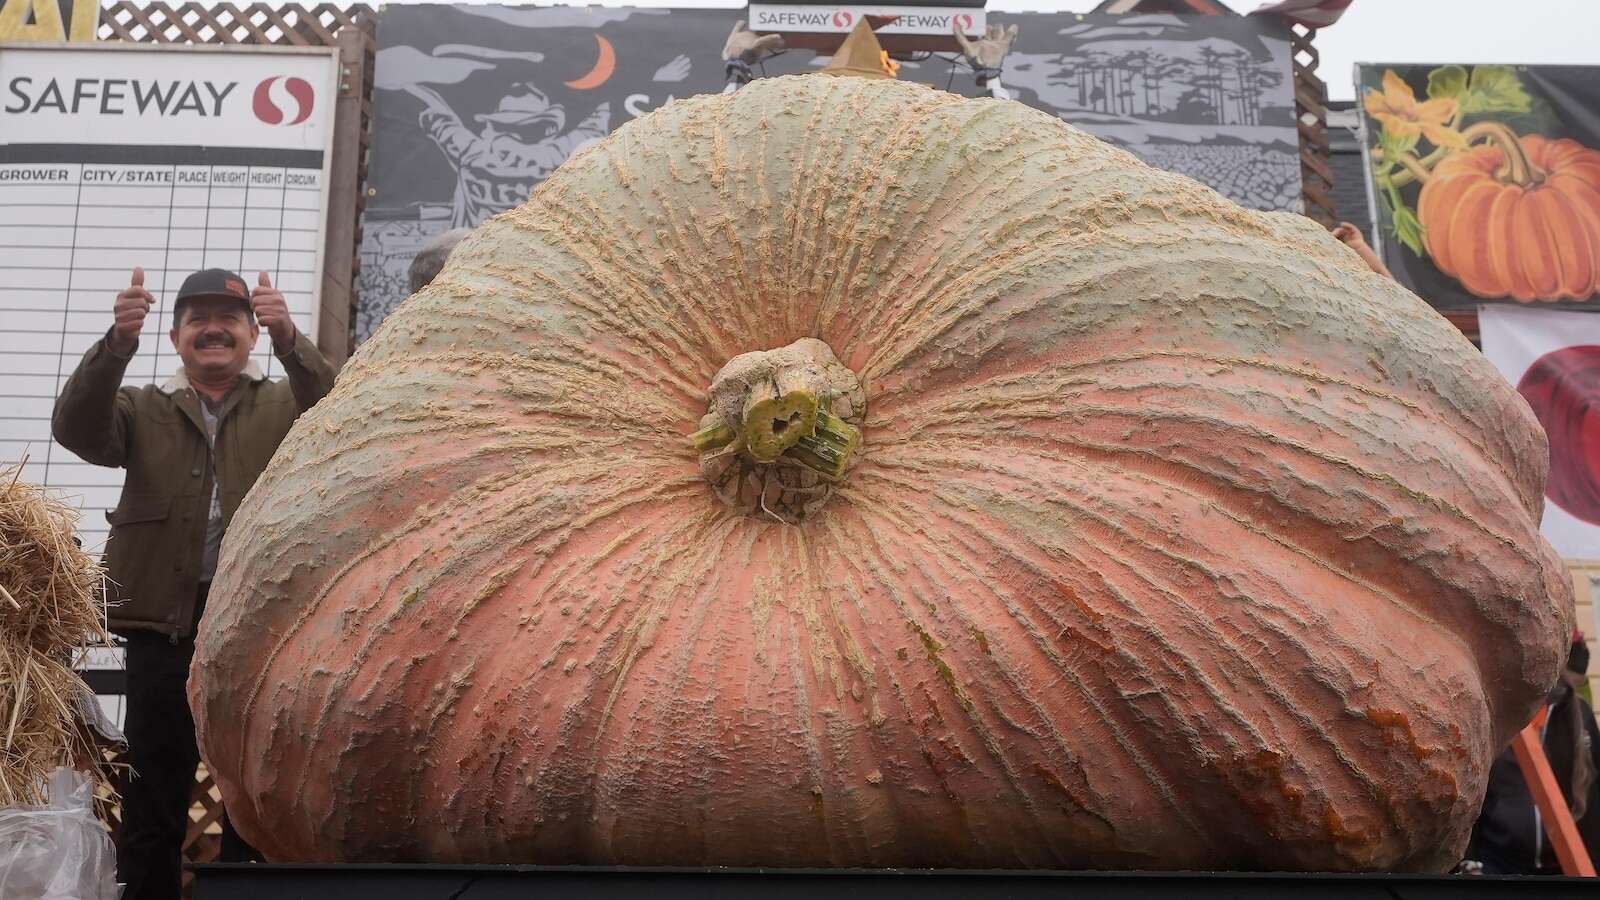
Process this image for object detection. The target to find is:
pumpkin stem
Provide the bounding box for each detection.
[743,388,820,463]
[1463,121,1546,187]
[693,338,866,521]
[691,421,738,453]
[785,410,861,481]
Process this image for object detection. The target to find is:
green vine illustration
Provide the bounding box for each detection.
[1365,64,1533,256]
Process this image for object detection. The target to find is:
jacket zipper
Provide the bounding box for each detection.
[185,395,225,643]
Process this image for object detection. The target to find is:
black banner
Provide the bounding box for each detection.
[1357,64,1600,311]
[357,5,1301,340]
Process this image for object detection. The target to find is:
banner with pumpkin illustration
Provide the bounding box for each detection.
[1356,64,1600,311]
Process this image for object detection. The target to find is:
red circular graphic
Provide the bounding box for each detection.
[252,76,315,126]
[1516,345,1600,525]
[833,10,853,28]
[956,14,973,31]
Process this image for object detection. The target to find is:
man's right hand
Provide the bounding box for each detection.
[1331,222,1393,279]
[110,266,152,356]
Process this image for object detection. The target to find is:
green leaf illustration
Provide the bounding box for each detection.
[1378,127,1419,163]
[1462,65,1532,115]
[1392,205,1425,257]
[1427,65,1469,102]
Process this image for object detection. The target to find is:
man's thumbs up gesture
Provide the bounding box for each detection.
[110,266,153,356]
[250,271,297,352]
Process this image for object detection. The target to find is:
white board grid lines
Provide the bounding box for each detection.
[1,42,337,552]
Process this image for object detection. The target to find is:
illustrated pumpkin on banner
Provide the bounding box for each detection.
[1420,133,1600,302]
[1480,305,1600,559]
[1357,64,1600,310]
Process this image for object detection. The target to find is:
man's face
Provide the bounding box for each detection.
[170,297,258,381]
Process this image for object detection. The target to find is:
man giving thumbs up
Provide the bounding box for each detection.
[50,266,337,900]
[108,265,154,355]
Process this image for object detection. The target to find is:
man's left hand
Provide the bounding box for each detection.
[251,271,298,352]
[723,21,783,64]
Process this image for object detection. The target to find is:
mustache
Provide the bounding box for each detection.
[194,332,237,349]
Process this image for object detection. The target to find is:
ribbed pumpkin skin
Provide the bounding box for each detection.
[192,76,1572,872]
[1419,135,1600,302]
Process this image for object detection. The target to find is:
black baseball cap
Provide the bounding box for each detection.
[174,268,251,318]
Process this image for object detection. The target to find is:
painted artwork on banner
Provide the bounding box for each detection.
[1357,64,1600,311]
[357,6,1299,340]
[1480,305,1600,560]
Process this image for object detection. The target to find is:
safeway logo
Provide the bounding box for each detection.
[252,76,314,126]
[955,13,973,31]
[832,9,853,27]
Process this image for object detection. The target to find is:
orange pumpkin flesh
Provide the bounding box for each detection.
[1420,134,1600,302]
[190,76,1572,872]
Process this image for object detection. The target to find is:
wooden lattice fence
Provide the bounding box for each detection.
[93,750,225,897]
[99,1,371,49]
[1290,24,1335,226]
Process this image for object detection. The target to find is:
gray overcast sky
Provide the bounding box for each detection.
[376,0,1600,101]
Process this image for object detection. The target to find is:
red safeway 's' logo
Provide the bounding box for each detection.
[252,76,314,126]
[955,13,974,31]
[832,10,853,28]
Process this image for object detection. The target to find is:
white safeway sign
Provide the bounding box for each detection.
[0,42,336,552]
[747,4,984,36]
[2,42,333,149]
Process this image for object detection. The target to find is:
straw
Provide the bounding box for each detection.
[0,455,116,808]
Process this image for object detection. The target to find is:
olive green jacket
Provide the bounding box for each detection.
[52,332,337,638]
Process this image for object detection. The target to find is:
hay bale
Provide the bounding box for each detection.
[0,458,114,807]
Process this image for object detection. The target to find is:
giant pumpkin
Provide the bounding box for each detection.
[191,73,1573,872]
[1419,128,1600,302]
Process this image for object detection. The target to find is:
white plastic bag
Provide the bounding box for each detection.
[0,768,118,900]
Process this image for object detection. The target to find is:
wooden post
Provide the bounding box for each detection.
[317,27,370,367]
[1290,24,1335,227]
[1511,705,1597,876]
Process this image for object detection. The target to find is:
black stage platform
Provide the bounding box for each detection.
[191,864,1598,899]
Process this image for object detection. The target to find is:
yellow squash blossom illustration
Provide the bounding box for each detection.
[1365,70,1467,150]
